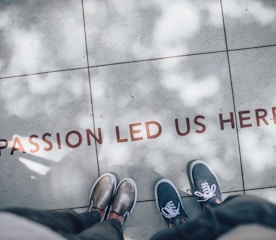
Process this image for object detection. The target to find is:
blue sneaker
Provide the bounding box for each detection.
[188,160,222,210]
[155,179,189,227]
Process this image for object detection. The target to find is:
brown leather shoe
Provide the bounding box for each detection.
[107,178,137,226]
[88,173,117,221]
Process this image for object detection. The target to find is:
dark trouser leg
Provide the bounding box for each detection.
[150,195,276,240]
[2,208,100,236]
[76,219,124,240]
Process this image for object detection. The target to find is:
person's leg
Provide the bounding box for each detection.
[151,160,276,240]
[76,178,137,240]
[2,172,118,237]
[2,207,100,235]
[153,160,220,228]
[203,194,276,233]
[76,219,123,240]
[87,173,118,221]
[151,159,222,240]
[150,194,276,240]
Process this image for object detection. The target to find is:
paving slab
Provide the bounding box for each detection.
[90,52,243,202]
[0,69,98,209]
[229,46,276,190]
[84,0,226,66]
[0,0,87,78]
[222,0,276,49]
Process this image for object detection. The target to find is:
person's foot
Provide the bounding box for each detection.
[155,179,189,228]
[107,178,137,227]
[88,173,118,221]
[188,160,222,210]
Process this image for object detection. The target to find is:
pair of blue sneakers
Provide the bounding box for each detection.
[155,160,222,227]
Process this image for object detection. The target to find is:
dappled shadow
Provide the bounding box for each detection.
[222,0,276,49]
[84,0,226,66]
[86,0,276,203]
[0,0,87,78]
[229,46,276,190]
[0,2,275,234]
[91,52,244,202]
[0,69,99,209]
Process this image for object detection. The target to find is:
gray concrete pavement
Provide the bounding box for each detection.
[0,1,275,239]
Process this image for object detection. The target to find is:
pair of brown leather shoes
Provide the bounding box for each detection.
[88,173,137,226]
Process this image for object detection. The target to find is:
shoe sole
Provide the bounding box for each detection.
[154,178,185,214]
[187,159,221,193]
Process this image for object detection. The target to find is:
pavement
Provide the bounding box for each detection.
[0,0,276,239]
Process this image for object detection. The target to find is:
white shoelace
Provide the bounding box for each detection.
[194,180,216,202]
[161,201,180,218]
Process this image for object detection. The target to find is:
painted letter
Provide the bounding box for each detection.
[175,118,190,136]
[272,107,276,124]
[66,131,82,148]
[239,111,252,128]
[56,133,62,150]
[129,122,143,141]
[195,115,206,133]
[43,133,53,151]
[255,109,268,126]
[86,128,102,145]
[11,137,26,155]
[29,135,40,153]
[115,126,128,143]
[145,121,162,139]
[219,112,235,130]
[0,139,8,156]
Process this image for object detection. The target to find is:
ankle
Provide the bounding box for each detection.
[169,217,187,228]
[90,208,105,220]
[108,212,123,224]
[204,198,222,210]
